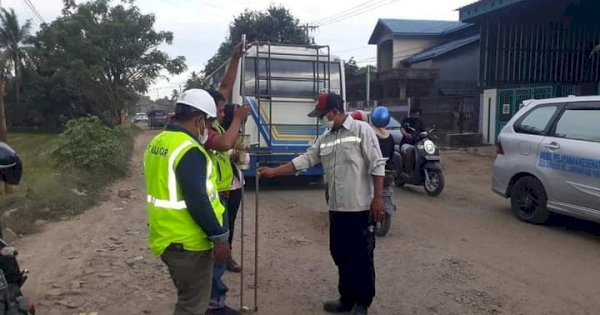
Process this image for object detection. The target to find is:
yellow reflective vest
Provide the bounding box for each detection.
[144,130,225,256]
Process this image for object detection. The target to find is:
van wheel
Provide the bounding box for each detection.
[510,176,549,224]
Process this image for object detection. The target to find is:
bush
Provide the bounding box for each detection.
[49,116,133,176]
[0,120,137,235]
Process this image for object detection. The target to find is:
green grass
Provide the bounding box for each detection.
[0,129,135,235]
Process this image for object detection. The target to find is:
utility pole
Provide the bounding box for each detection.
[305,24,318,44]
[365,65,370,110]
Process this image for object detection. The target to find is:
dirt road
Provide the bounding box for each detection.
[17,131,600,315]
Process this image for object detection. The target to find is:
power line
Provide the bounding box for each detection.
[310,0,386,25]
[21,0,42,22]
[21,0,45,23]
[317,0,400,27]
[25,0,45,23]
[17,0,36,22]
[333,46,372,54]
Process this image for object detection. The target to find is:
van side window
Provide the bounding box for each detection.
[554,106,600,143]
[514,105,559,135]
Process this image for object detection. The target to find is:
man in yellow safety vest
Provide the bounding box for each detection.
[144,88,230,315]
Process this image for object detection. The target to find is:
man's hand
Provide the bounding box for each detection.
[213,242,230,263]
[370,196,385,222]
[234,105,250,121]
[232,41,247,59]
[257,167,276,178]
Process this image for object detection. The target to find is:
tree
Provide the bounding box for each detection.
[0,8,31,141]
[0,9,32,108]
[184,71,206,90]
[33,0,186,125]
[170,89,179,101]
[204,5,310,75]
[344,57,359,78]
[0,50,10,142]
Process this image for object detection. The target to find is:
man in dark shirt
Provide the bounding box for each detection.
[400,109,425,171]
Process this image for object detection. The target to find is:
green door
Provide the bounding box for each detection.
[495,86,554,141]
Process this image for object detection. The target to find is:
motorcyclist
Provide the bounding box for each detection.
[400,108,425,172]
[0,142,22,188]
[0,142,33,314]
[352,107,396,232]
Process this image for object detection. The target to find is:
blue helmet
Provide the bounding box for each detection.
[371,106,390,128]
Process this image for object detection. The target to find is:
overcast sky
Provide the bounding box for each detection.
[3,0,475,99]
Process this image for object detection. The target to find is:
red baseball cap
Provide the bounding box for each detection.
[308,93,344,118]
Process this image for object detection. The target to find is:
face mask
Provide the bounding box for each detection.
[321,115,334,129]
[198,118,208,144]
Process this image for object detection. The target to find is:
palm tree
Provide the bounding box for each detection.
[0,50,11,143]
[185,71,206,90]
[0,8,32,107]
[0,50,11,195]
[171,89,179,101]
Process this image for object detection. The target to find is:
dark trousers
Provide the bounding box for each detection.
[329,210,376,308]
[227,188,242,246]
[161,247,213,315]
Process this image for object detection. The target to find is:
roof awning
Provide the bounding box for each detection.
[404,35,480,65]
[458,0,528,22]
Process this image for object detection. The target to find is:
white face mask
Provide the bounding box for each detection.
[198,118,208,144]
[321,116,334,129]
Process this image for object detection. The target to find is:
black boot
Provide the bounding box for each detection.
[351,305,368,315]
[323,300,354,313]
[206,305,241,315]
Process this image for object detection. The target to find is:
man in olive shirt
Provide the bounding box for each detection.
[258,93,385,315]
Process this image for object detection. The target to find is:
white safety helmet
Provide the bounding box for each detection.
[176,89,217,118]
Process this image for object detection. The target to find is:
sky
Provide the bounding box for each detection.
[2,0,475,99]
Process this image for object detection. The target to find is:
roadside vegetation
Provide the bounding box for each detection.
[0,118,137,235]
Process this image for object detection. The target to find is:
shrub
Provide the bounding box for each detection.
[49,116,132,176]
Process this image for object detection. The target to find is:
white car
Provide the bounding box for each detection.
[132,113,148,123]
[492,96,600,224]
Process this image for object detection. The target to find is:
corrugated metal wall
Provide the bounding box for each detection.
[480,22,600,87]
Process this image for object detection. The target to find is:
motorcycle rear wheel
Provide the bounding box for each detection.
[375,213,392,237]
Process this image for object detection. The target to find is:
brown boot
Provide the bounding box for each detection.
[226,258,242,273]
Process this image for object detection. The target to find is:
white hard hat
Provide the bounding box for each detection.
[176,89,217,118]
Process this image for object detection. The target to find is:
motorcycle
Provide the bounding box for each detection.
[0,235,35,315]
[374,170,395,237]
[0,143,33,314]
[324,169,396,237]
[393,126,445,196]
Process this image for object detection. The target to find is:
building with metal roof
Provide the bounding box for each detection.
[457,0,600,144]
[357,18,483,141]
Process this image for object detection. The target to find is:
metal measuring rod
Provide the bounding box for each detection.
[239,163,260,313]
[236,33,260,313]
